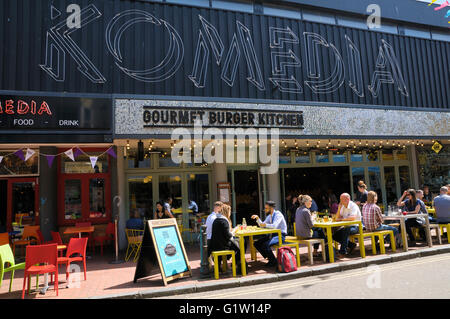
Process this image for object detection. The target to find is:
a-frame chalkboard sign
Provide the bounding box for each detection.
[133,218,192,286]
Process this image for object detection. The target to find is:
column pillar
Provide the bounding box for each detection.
[266,170,281,211]
[211,163,227,202]
[116,146,127,250]
[409,145,420,189]
[39,146,58,241]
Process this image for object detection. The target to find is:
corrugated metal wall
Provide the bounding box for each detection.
[0,0,449,109]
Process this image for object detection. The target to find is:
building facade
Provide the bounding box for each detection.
[0,0,449,248]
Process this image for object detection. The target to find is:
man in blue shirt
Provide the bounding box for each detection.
[434,186,450,224]
[126,210,144,230]
[251,200,287,267]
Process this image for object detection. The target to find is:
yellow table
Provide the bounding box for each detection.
[234,227,282,276]
[427,208,436,217]
[171,208,193,215]
[313,220,366,263]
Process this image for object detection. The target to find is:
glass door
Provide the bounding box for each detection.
[128,176,153,220]
[6,178,39,231]
[232,170,260,226]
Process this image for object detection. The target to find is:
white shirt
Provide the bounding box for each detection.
[338,201,361,227]
[256,210,288,235]
[205,211,217,240]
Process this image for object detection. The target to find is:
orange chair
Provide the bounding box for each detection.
[22,243,58,299]
[57,237,88,282]
[92,223,115,256]
[0,233,9,246]
[13,225,40,256]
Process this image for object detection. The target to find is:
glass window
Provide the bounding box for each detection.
[263,4,301,19]
[404,26,431,39]
[368,167,383,204]
[187,174,210,232]
[62,152,108,173]
[352,167,365,199]
[128,176,153,220]
[0,150,39,176]
[279,155,291,164]
[295,153,310,164]
[64,180,82,221]
[159,175,182,223]
[337,16,368,30]
[396,149,408,160]
[316,154,329,163]
[12,182,36,226]
[432,31,450,42]
[211,0,253,13]
[382,150,394,161]
[302,10,336,25]
[418,147,450,193]
[333,153,346,163]
[89,178,106,219]
[399,166,411,192]
[384,166,397,205]
[350,154,363,162]
[166,0,209,7]
[159,150,180,168]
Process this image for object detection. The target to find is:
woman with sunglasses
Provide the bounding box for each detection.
[397,189,427,246]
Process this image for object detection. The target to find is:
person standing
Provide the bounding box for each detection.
[251,201,287,267]
[164,197,173,215]
[397,189,426,246]
[333,193,361,256]
[434,186,450,224]
[355,181,368,207]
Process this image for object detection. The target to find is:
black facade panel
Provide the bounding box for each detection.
[0,0,449,109]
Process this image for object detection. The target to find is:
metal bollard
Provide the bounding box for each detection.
[199,224,210,278]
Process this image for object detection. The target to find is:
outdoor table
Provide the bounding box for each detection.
[63,226,95,238]
[383,213,432,251]
[313,220,366,263]
[234,227,282,276]
[39,245,68,295]
[427,208,436,217]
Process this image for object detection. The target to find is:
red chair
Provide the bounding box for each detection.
[57,237,88,282]
[93,223,115,256]
[51,231,63,245]
[22,243,58,299]
[37,229,57,245]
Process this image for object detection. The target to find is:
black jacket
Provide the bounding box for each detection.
[209,216,233,252]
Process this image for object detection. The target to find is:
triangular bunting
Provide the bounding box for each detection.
[25,148,35,161]
[0,156,3,164]
[65,149,75,161]
[106,147,117,158]
[74,147,83,158]
[90,156,98,169]
[46,155,56,168]
[14,149,25,161]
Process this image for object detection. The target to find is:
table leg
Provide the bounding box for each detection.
[425,216,432,248]
[326,227,334,263]
[249,236,256,261]
[358,222,366,258]
[239,236,246,276]
[400,218,408,251]
[39,273,49,295]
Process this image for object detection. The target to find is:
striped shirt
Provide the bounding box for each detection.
[362,203,383,232]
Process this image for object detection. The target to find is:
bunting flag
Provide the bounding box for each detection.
[106,147,117,158]
[435,0,449,10]
[0,156,3,164]
[25,148,35,161]
[90,156,98,169]
[13,149,24,161]
[73,147,83,158]
[64,149,75,161]
[46,155,56,168]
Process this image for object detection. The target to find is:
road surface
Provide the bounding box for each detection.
[157,253,450,299]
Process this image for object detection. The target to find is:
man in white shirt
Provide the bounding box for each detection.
[251,201,287,267]
[205,201,223,257]
[333,193,361,256]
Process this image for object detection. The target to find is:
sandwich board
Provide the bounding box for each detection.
[133,218,192,286]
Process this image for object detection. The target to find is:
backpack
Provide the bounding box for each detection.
[277,246,297,273]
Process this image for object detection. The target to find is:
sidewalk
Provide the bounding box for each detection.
[1,240,449,299]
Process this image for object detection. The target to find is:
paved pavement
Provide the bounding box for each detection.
[157,253,450,299]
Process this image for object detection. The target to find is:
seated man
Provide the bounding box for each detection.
[434,186,450,224]
[333,193,361,256]
[416,189,436,223]
[251,201,287,267]
[126,210,144,230]
[362,191,400,247]
[205,201,223,257]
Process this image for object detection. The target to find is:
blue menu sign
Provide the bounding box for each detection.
[153,226,189,277]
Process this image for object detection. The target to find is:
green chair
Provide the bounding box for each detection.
[0,244,26,292]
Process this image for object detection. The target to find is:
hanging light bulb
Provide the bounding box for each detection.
[359,140,362,145]
[337,141,341,147]
[126,140,130,150]
[306,141,310,147]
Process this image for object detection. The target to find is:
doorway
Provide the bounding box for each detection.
[232,170,261,226]
[0,180,7,232]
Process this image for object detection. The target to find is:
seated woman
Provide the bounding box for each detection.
[209,204,242,272]
[362,191,400,247]
[153,201,174,219]
[126,210,144,230]
[397,189,427,246]
[295,194,327,257]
